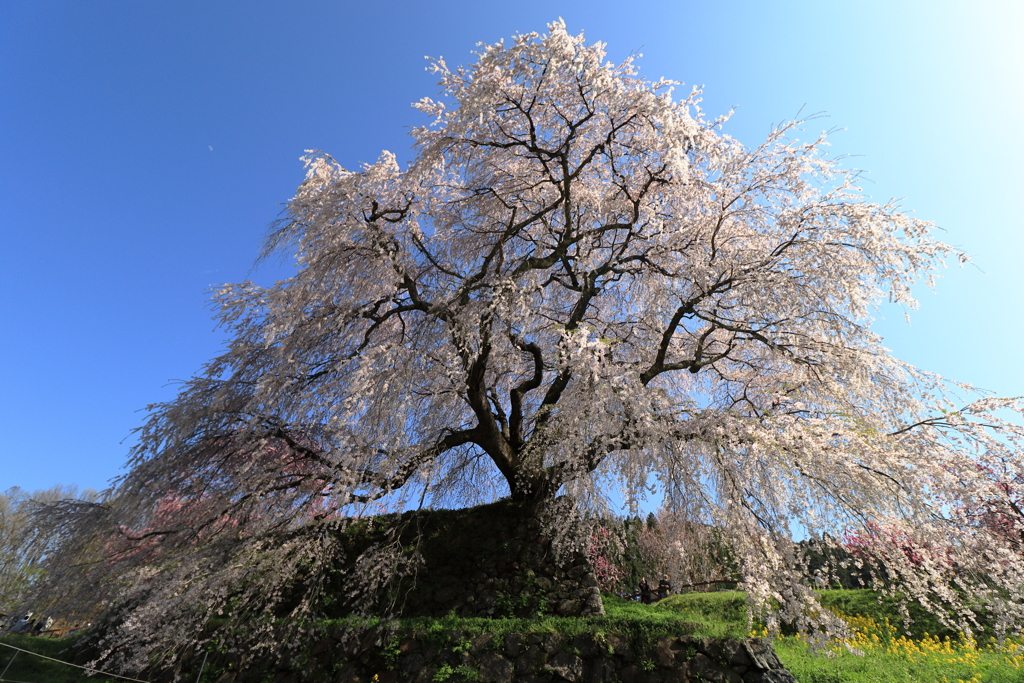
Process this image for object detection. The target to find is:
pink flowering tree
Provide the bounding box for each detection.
[588,525,627,594]
[956,456,1024,550]
[26,20,1024,674]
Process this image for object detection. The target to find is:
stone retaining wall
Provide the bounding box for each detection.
[212,630,796,683]
[336,498,604,619]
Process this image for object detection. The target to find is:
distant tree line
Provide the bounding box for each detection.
[588,509,742,596]
[0,486,100,619]
[588,513,893,598]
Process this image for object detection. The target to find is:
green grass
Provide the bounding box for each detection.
[0,633,123,682]
[319,593,711,648]
[645,589,1024,682]
[775,636,1024,683]
[661,589,1024,683]
[655,590,751,638]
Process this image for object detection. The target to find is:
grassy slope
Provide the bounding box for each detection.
[784,592,1024,683]
[639,590,1024,683]
[383,592,743,641]
[674,589,1024,683]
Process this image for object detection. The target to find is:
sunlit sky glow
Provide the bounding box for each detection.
[2,0,1022,495]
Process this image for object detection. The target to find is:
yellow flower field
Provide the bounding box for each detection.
[774,613,1024,683]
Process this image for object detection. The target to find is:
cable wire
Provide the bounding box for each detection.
[0,640,151,683]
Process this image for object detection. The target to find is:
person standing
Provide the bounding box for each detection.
[657,574,672,601]
[639,577,651,604]
[35,615,54,636]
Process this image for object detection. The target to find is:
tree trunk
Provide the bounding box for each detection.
[507,473,559,503]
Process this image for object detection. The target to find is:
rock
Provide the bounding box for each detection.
[605,634,633,662]
[470,633,494,655]
[582,589,604,615]
[541,634,566,654]
[743,640,782,671]
[516,646,545,675]
[479,653,514,683]
[586,658,617,683]
[571,633,600,658]
[690,654,742,683]
[330,664,360,683]
[691,653,713,674]
[701,639,724,661]
[363,632,783,683]
[656,637,677,667]
[412,667,436,683]
[434,585,457,605]
[661,664,691,683]
[505,633,524,657]
[744,671,797,683]
[398,653,425,675]
[721,640,751,667]
[616,665,643,683]
[545,651,584,682]
[557,599,581,615]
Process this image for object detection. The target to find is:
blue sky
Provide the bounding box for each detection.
[2,0,1022,495]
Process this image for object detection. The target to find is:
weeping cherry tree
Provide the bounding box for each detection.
[30,20,1024,673]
